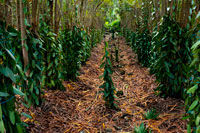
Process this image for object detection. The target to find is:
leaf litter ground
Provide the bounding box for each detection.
[22,36,187,133]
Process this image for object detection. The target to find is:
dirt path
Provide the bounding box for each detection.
[26,37,187,133]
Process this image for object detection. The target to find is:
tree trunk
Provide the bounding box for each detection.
[155,0,160,29]
[26,1,31,25]
[180,0,185,26]
[80,0,84,23]
[37,0,40,31]
[183,0,191,27]
[54,0,58,34]
[161,0,166,17]
[196,0,200,12]
[16,0,20,30]
[20,0,29,76]
[5,0,10,28]
[0,2,3,21]
[49,0,53,29]
[32,0,38,35]
[170,0,174,17]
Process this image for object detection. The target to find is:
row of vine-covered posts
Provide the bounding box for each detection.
[0,0,105,132]
[120,0,200,132]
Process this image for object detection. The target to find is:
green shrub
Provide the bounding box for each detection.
[153,16,192,98]
[0,21,25,133]
[134,28,152,67]
[60,26,92,81]
[90,29,103,48]
[21,27,44,107]
[40,22,65,90]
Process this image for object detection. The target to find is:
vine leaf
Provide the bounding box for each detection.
[0,67,16,83]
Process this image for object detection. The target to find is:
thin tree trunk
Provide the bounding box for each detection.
[175,0,179,21]
[32,0,38,34]
[183,0,191,27]
[7,0,12,26]
[37,0,40,31]
[80,0,84,23]
[161,0,166,17]
[155,0,160,29]
[170,0,174,17]
[196,0,200,12]
[59,0,64,30]
[5,0,10,28]
[20,0,29,76]
[49,0,53,29]
[16,0,20,30]
[0,2,3,21]
[26,1,31,25]
[180,0,185,26]
[54,0,58,34]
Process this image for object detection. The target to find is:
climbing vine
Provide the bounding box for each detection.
[0,21,25,133]
[100,42,117,109]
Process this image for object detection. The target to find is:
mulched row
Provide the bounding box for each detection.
[22,36,187,133]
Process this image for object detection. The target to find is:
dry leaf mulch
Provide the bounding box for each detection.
[23,36,187,133]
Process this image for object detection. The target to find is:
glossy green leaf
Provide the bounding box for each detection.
[9,111,15,125]
[13,87,25,96]
[187,84,198,94]
[189,100,198,111]
[0,67,16,83]
[5,48,16,61]
[196,116,200,126]
[0,91,9,97]
[21,112,32,119]
[187,124,191,133]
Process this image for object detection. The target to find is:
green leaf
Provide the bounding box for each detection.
[0,67,16,83]
[16,123,23,133]
[5,48,16,61]
[0,92,9,97]
[197,126,200,133]
[187,84,198,94]
[16,65,26,80]
[187,124,191,133]
[0,105,2,119]
[196,11,200,19]
[24,18,30,26]
[196,116,200,126]
[9,111,15,125]
[191,40,200,50]
[21,112,32,119]
[164,62,170,73]
[189,100,198,111]
[51,80,55,86]
[0,120,5,133]
[9,32,18,37]
[13,87,25,96]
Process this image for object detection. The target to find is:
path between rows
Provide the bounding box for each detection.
[26,37,187,133]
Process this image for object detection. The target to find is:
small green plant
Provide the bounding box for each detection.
[134,123,151,133]
[144,108,159,120]
[100,42,117,109]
